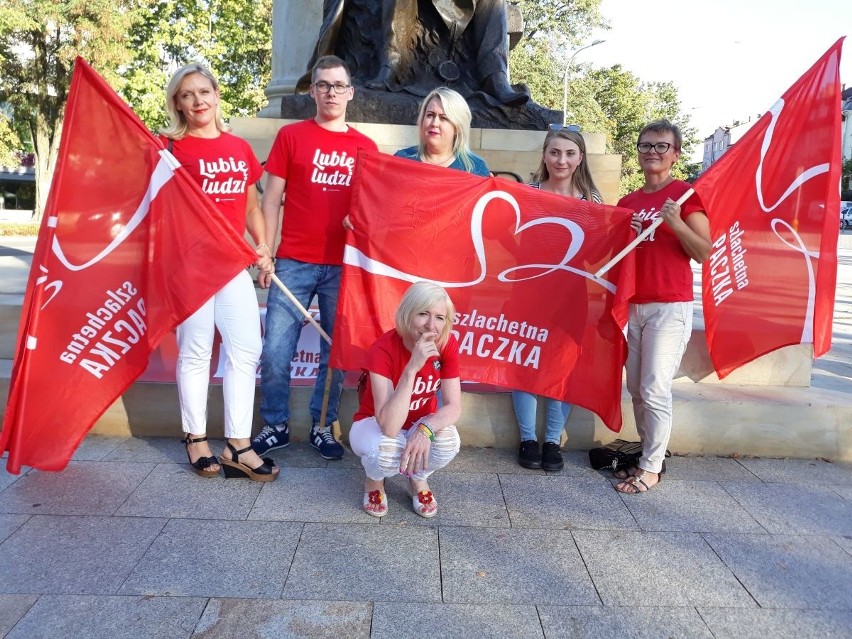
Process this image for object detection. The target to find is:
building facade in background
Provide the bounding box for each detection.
[0,162,35,213]
[701,117,760,173]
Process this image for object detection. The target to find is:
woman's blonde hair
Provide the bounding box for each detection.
[417,87,475,172]
[394,281,456,348]
[161,63,228,139]
[534,129,601,202]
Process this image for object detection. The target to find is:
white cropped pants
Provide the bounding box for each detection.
[625,301,693,474]
[349,417,461,481]
[176,270,261,439]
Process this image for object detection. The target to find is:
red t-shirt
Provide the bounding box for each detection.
[617,180,705,303]
[165,133,263,235]
[265,119,379,265]
[354,330,461,430]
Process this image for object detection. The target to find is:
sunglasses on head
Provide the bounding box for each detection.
[549,124,582,132]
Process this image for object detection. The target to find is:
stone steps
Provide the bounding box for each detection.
[2,356,851,461]
[3,236,852,461]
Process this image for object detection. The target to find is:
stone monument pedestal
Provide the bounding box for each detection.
[229,117,622,204]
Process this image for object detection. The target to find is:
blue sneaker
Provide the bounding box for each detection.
[310,423,344,460]
[251,423,289,455]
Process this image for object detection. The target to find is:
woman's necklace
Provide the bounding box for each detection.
[422,151,455,167]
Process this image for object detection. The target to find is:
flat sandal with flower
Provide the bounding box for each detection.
[411,489,438,518]
[362,489,388,517]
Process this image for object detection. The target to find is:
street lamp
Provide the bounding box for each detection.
[562,39,605,126]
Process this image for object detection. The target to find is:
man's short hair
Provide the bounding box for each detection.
[638,118,682,151]
[311,55,352,85]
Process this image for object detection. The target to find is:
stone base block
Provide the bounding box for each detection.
[229,117,623,205]
[677,317,813,387]
[3,370,848,462]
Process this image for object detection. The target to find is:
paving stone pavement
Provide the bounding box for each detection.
[1,439,851,638]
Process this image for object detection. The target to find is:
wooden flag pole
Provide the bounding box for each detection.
[268,273,340,438]
[594,188,695,279]
[270,274,331,344]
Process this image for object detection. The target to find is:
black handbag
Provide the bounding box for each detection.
[588,439,642,471]
[588,439,671,472]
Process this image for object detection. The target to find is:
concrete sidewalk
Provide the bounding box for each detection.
[1,235,852,636]
[0,439,851,637]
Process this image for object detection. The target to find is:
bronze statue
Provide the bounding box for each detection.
[297,0,529,107]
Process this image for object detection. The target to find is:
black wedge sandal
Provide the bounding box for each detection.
[219,441,280,482]
[181,435,220,478]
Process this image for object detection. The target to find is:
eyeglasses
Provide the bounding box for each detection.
[637,142,675,154]
[312,81,351,94]
[549,124,581,132]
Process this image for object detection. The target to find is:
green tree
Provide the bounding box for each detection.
[0,112,23,167]
[509,1,611,133]
[508,34,607,132]
[581,65,698,194]
[0,1,272,218]
[0,0,135,217]
[842,158,852,198]
[120,0,272,131]
[514,0,608,42]
[509,3,697,196]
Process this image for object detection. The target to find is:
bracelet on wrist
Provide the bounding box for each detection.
[418,422,435,441]
[256,243,270,254]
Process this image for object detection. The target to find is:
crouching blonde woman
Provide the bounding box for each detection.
[349,282,462,518]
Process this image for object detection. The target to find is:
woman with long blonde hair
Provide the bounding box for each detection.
[162,63,279,482]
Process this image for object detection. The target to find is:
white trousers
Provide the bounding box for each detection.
[349,417,461,482]
[176,270,261,439]
[625,301,693,474]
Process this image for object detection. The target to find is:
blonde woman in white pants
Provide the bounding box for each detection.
[163,63,279,481]
[350,282,462,517]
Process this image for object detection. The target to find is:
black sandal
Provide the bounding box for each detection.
[613,459,667,481]
[615,469,663,494]
[219,441,279,482]
[181,435,220,478]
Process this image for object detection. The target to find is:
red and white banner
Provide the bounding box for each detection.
[331,151,635,431]
[0,58,257,473]
[693,38,844,378]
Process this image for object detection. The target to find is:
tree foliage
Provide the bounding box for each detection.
[121,0,272,131]
[581,65,697,192]
[0,112,23,166]
[513,0,608,43]
[843,158,852,198]
[0,0,134,217]
[510,2,698,196]
[0,0,272,217]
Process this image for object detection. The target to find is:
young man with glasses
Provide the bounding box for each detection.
[254,55,379,460]
[614,119,711,494]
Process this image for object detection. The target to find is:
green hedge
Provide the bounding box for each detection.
[0,222,40,236]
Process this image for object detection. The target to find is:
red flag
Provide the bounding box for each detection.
[331,151,635,431]
[0,58,257,473]
[693,39,843,378]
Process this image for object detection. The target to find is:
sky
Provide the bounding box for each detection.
[578,0,851,157]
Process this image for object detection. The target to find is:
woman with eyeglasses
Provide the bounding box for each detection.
[394,87,490,177]
[613,118,711,494]
[514,126,603,472]
[161,63,279,481]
